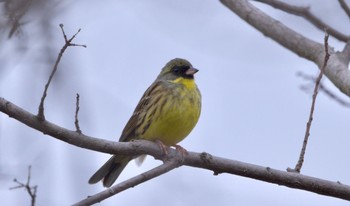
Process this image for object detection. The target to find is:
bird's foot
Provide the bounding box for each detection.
[155,139,169,156]
[174,145,188,155]
[174,145,188,163]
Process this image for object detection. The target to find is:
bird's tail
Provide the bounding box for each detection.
[88,155,132,187]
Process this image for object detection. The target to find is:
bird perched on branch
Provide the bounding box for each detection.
[88,58,202,187]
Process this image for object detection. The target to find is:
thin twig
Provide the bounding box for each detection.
[297,72,350,108]
[75,93,82,134]
[37,24,86,121]
[338,0,350,20]
[289,31,330,173]
[9,166,38,206]
[254,0,349,42]
[73,160,180,205]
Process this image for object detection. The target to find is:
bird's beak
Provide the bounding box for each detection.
[185,67,199,75]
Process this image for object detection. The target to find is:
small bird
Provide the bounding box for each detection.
[88,58,201,187]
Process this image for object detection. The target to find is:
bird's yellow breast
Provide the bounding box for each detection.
[140,78,201,146]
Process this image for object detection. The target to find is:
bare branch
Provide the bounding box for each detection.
[298,72,350,108]
[1,97,350,201]
[338,0,350,20]
[340,41,350,65]
[37,24,86,121]
[5,0,33,38]
[74,93,82,134]
[9,166,38,206]
[288,32,330,173]
[74,161,180,205]
[220,0,350,98]
[59,24,87,48]
[254,0,349,42]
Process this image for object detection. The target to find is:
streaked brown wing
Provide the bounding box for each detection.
[118,80,165,142]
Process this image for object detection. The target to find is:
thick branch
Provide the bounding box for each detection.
[340,41,350,64]
[220,0,350,97]
[338,0,350,20]
[254,0,349,42]
[1,97,350,201]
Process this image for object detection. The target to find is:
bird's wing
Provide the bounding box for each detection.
[118,80,166,142]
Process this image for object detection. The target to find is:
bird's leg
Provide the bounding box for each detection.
[174,145,188,163]
[174,145,188,155]
[155,139,169,156]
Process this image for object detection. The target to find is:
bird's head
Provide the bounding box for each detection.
[157,58,198,81]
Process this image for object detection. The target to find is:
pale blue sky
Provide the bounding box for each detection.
[1,0,349,205]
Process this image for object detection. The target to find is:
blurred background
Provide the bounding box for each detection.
[1,0,349,205]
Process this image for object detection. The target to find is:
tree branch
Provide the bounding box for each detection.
[254,0,349,42]
[1,97,350,201]
[37,24,86,121]
[340,41,350,65]
[338,0,350,20]
[74,161,180,205]
[288,32,330,173]
[74,93,82,134]
[5,0,33,38]
[298,72,350,107]
[9,166,38,206]
[220,0,350,98]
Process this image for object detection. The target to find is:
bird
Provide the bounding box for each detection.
[88,58,201,187]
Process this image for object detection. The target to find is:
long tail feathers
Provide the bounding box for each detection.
[88,155,132,187]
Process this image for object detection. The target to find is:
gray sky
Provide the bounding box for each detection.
[1,0,350,205]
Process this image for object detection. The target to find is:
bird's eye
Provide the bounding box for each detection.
[172,66,181,74]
